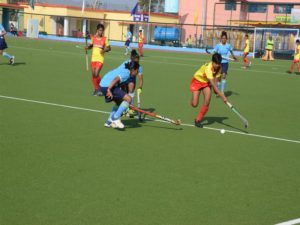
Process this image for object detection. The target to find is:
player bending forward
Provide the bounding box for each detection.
[100,61,140,129]
[190,53,228,128]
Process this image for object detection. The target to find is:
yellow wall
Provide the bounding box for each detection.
[19,4,179,41]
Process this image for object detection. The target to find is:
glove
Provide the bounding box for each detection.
[137,88,142,95]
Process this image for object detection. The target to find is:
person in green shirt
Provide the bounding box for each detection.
[262,35,274,61]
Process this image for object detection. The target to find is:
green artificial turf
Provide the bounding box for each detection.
[1,37,300,225]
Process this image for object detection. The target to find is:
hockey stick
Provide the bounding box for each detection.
[226,101,249,128]
[136,90,142,121]
[129,105,181,125]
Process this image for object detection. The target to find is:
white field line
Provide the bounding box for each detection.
[1,95,300,145]
[10,45,290,76]
[275,218,300,225]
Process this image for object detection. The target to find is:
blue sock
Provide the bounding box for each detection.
[217,82,221,91]
[3,52,12,59]
[108,105,118,121]
[221,79,226,93]
[128,92,135,105]
[112,101,129,120]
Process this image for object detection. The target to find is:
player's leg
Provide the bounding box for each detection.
[220,63,228,93]
[91,62,102,96]
[289,60,296,73]
[269,50,274,61]
[94,63,103,96]
[195,87,211,127]
[262,50,268,61]
[0,39,14,64]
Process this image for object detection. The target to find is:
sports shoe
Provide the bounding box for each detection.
[104,119,112,128]
[93,89,103,96]
[111,119,125,129]
[9,56,14,65]
[248,61,252,67]
[194,119,203,128]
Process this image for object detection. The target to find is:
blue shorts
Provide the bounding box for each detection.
[127,76,136,84]
[0,37,8,50]
[125,40,131,47]
[101,87,126,103]
[221,63,229,74]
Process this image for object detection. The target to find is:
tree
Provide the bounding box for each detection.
[138,0,163,13]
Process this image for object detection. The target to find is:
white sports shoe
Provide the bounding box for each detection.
[9,56,15,65]
[111,119,125,129]
[104,118,112,128]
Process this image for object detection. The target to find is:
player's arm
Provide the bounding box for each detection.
[85,43,93,50]
[102,45,111,54]
[230,50,237,60]
[0,28,7,37]
[209,78,227,102]
[106,76,121,98]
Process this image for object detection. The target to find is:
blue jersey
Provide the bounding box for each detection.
[0,24,5,36]
[126,31,132,41]
[213,43,233,63]
[100,67,131,88]
[118,60,143,76]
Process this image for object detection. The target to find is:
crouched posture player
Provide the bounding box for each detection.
[190,53,228,127]
[100,61,140,129]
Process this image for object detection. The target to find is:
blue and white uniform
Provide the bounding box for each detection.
[118,60,143,84]
[125,31,132,47]
[213,43,233,74]
[100,67,132,102]
[0,24,8,50]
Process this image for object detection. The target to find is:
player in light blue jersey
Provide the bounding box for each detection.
[213,31,237,94]
[124,27,132,55]
[0,23,14,65]
[100,61,140,129]
[118,50,144,116]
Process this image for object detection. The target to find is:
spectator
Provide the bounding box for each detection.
[10,23,18,36]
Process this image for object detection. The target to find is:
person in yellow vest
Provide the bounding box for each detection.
[138,30,144,57]
[262,35,274,61]
[187,34,193,48]
[289,39,300,74]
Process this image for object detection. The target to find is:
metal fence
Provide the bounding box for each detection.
[1,7,299,53]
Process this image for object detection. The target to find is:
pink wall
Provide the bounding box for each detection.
[178,0,300,42]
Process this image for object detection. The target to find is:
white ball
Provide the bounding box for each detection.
[220,129,225,134]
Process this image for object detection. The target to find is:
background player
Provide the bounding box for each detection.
[262,35,274,61]
[138,29,144,57]
[213,31,237,94]
[85,24,111,96]
[289,39,300,74]
[190,53,228,127]
[0,23,14,65]
[242,34,251,69]
[124,27,132,55]
[100,61,140,129]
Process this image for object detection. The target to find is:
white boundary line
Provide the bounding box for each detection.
[1,95,300,145]
[275,218,300,225]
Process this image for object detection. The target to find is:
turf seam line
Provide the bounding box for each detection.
[1,95,300,145]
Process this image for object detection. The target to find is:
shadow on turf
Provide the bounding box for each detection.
[202,116,248,133]
[224,90,239,97]
[0,62,26,66]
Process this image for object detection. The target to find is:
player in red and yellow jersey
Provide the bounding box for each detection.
[85,24,111,96]
[242,34,251,69]
[138,30,144,57]
[289,39,300,74]
[190,53,228,127]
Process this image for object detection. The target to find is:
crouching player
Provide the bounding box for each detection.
[118,50,143,117]
[190,53,228,127]
[289,39,300,74]
[100,61,140,129]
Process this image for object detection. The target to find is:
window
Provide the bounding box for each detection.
[225,1,236,11]
[274,4,293,14]
[248,3,267,13]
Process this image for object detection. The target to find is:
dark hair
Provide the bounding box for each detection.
[125,61,140,70]
[296,39,300,43]
[130,49,140,60]
[221,31,227,39]
[245,34,249,38]
[96,24,104,30]
[212,53,222,65]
